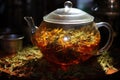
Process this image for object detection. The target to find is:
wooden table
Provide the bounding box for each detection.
[0,46,120,80]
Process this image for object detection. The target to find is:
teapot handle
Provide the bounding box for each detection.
[96,22,114,55]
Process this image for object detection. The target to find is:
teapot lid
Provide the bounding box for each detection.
[43,1,94,24]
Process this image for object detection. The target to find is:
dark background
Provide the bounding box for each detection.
[0,0,120,47]
[0,0,120,79]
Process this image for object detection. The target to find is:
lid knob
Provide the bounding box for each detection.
[64,1,73,12]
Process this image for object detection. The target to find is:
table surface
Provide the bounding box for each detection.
[0,46,120,80]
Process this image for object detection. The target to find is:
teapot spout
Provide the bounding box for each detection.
[24,17,38,34]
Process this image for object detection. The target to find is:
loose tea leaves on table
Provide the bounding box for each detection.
[0,46,43,77]
[0,47,118,80]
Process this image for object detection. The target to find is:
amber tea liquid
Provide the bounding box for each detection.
[32,22,101,66]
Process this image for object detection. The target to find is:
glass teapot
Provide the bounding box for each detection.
[24,1,113,69]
